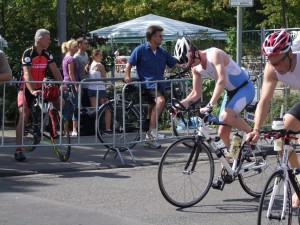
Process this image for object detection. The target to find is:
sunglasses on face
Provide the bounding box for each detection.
[268,53,288,67]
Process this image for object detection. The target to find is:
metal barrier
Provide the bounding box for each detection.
[1,75,299,163]
[0,78,193,164]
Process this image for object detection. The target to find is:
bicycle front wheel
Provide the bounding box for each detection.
[238,144,279,197]
[50,118,71,162]
[257,170,292,225]
[158,137,214,208]
[97,100,141,149]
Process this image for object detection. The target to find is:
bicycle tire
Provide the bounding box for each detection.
[97,100,141,149]
[158,137,214,208]
[23,109,41,152]
[48,109,71,162]
[257,170,292,225]
[238,144,279,197]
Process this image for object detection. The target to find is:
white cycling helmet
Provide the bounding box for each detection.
[174,37,197,64]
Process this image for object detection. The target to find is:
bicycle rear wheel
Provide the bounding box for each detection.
[238,144,279,197]
[97,100,141,149]
[48,109,71,162]
[257,170,292,225]
[158,137,214,208]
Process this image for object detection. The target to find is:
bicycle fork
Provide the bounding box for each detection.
[182,138,202,175]
[266,171,288,221]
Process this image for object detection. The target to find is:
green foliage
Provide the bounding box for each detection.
[224,27,237,60]
[0,0,300,126]
[265,91,300,124]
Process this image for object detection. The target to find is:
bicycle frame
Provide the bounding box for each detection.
[197,113,268,179]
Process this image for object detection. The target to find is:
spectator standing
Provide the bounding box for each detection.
[61,39,80,136]
[0,50,12,129]
[85,49,111,131]
[16,28,63,161]
[0,50,12,83]
[124,25,181,149]
[74,37,89,107]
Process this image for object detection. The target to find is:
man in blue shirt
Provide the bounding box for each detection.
[125,25,181,148]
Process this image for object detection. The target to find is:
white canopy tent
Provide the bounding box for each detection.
[89,14,226,43]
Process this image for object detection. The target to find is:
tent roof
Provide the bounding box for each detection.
[89,14,226,43]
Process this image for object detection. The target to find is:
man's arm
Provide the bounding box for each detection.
[124,63,132,83]
[253,64,278,131]
[209,50,226,106]
[48,62,63,81]
[246,63,278,141]
[180,67,203,107]
[23,66,36,94]
[0,51,12,82]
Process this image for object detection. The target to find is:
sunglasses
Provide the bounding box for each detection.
[268,53,288,67]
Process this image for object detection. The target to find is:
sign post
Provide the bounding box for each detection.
[230,0,253,66]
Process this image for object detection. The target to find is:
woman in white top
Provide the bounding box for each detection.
[85,49,111,131]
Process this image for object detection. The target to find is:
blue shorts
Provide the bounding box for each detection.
[87,89,108,99]
[219,81,255,121]
[62,86,78,121]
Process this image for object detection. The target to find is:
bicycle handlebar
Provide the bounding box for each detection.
[259,130,300,140]
[165,67,191,80]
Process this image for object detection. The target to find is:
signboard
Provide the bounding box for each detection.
[230,0,253,7]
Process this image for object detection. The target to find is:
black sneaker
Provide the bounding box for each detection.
[14,151,26,162]
[211,177,225,190]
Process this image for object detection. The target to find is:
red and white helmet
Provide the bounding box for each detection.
[262,30,292,56]
[174,37,197,64]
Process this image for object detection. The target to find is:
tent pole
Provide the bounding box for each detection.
[111,37,115,78]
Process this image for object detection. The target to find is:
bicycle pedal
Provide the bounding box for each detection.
[211,179,225,191]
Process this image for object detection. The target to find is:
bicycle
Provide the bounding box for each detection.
[257,129,300,225]
[157,98,279,208]
[96,68,192,149]
[22,84,73,162]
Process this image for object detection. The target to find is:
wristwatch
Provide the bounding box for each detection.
[206,103,214,108]
[253,129,260,133]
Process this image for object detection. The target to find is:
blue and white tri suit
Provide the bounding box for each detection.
[194,48,255,120]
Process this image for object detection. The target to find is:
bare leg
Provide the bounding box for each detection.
[284,113,300,208]
[148,95,165,132]
[16,107,30,147]
[220,108,252,133]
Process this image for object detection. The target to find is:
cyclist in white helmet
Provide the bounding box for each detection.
[174,37,256,189]
[246,29,300,208]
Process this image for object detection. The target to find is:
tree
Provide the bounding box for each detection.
[257,0,300,28]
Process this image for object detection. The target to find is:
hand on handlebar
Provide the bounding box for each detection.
[124,77,131,83]
[246,130,260,143]
[32,90,42,97]
[200,105,212,114]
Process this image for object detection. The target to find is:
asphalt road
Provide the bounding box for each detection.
[1,165,300,225]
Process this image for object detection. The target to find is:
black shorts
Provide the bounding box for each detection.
[17,88,43,108]
[287,101,300,121]
[142,88,165,104]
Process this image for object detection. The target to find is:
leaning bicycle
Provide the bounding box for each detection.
[158,99,279,208]
[96,69,192,149]
[257,129,300,225]
[23,84,73,162]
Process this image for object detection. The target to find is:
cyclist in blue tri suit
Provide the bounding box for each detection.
[174,37,256,189]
